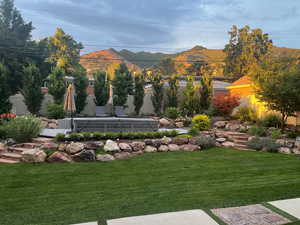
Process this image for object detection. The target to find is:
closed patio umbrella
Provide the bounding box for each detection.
[64,84,76,132]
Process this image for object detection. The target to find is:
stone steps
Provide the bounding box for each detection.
[0,158,19,163]
[8,147,29,154]
[0,152,22,161]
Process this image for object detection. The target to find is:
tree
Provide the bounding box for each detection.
[0,0,34,93]
[254,60,300,130]
[182,75,198,116]
[73,66,89,114]
[112,64,134,107]
[47,28,83,74]
[187,61,206,77]
[21,64,44,115]
[0,63,11,114]
[157,58,176,76]
[199,69,213,111]
[149,72,164,115]
[133,72,145,115]
[166,74,179,107]
[48,67,66,104]
[93,71,109,106]
[223,25,273,80]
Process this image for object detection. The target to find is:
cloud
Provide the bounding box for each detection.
[14,0,300,52]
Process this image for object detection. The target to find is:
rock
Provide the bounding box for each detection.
[47,152,72,163]
[65,142,85,154]
[119,143,132,152]
[216,138,226,143]
[132,151,144,156]
[144,139,153,145]
[114,152,132,159]
[214,121,228,128]
[175,122,184,128]
[22,149,47,163]
[144,145,157,153]
[96,154,115,162]
[215,132,226,138]
[189,137,199,145]
[181,144,201,152]
[152,139,162,148]
[158,145,169,152]
[248,136,256,142]
[161,136,172,145]
[85,141,104,150]
[130,141,146,151]
[225,123,240,131]
[278,147,292,154]
[104,140,120,152]
[0,143,7,152]
[286,140,295,148]
[159,118,171,127]
[295,141,300,150]
[40,142,58,150]
[276,139,286,147]
[292,148,300,154]
[41,120,48,129]
[72,150,96,162]
[58,143,68,151]
[48,122,58,129]
[216,142,222,147]
[222,141,235,147]
[172,137,188,145]
[168,144,180,152]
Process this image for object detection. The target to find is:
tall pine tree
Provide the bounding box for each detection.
[133,72,145,115]
[93,71,109,107]
[48,67,66,104]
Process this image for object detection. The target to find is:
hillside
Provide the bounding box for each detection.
[80,46,300,78]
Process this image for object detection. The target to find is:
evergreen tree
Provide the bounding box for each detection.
[199,67,213,111]
[182,75,198,116]
[93,71,109,106]
[0,63,11,114]
[223,25,273,80]
[73,66,88,114]
[157,58,176,76]
[21,64,44,115]
[112,64,134,107]
[0,0,34,93]
[48,67,66,104]
[133,72,145,115]
[166,74,179,107]
[149,72,164,115]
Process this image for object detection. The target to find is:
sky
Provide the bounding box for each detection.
[14,0,300,54]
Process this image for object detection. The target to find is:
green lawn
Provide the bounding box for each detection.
[0,148,300,225]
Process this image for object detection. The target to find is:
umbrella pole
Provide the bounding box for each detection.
[71,111,74,133]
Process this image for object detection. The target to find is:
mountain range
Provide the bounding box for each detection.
[80,45,300,78]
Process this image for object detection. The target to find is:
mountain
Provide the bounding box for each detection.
[80,46,300,78]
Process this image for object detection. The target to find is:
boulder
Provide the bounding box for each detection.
[175,122,184,128]
[248,136,256,142]
[214,121,228,129]
[172,137,189,145]
[168,144,180,152]
[286,140,295,148]
[144,139,153,145]
[276,139,286,147]
[152,139,162,148]
[216,138,227,143]
[65,142,85,154]
[161,136,172,145]
[215,132,226,138]
[40,142,58,150]
[47,152,72,163]
[295,141,300,150]
[96,154,115,162]
[85,141,104,150]
[119,143,132,152]
[114,152,132,159]
[130,141,146,151]
[0,143,7,152]
[22,149,47,163]
[189,137,199,145]
[181,144,200,152]
[58,143,68,152]
[225,123,240,131]
[72,150,96,162]
[104,140,120,152]
[159,118,171,127]
[48,122,58,129]
[144,145,157,153]
[222,141,235,148]
[278,147,292,154]
[292,148,300,155]
[132,151,144,156]
[158,145,169,152]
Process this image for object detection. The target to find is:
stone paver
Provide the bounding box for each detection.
[107,210,219,225]
[270,198,300,219]
[212,204,290,225]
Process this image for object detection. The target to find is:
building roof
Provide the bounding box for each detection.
[227,76,252,89]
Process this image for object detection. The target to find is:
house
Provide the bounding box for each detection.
[227,76,300,126]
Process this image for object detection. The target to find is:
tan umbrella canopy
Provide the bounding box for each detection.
[64,84,76,114]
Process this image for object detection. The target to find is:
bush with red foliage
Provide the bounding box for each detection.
[213,93,240,116]
[0,113,16,123]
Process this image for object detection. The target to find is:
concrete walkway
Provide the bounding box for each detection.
[72,198,300,225]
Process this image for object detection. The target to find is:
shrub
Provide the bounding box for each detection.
[47,104,66,119]
[55,133,66,142]
[0,125,7,140]
[188,127,199,136]
[192,114,211,131]
[271,130,282,140]
[68,133,83,141]
[249,126,267,137]
[235,106,257,123]
[261,114,282,128]
[176,134,192,138]
[196,135,216,149]
[248,137,280,153]
[213,93,240,116]
[165,107,180,119]
[4,116,42,143]
[286,131,298,139]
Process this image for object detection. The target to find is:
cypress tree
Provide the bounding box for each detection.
[48,67,66,104]
[133,72,145,115]
[93,71,109,106]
